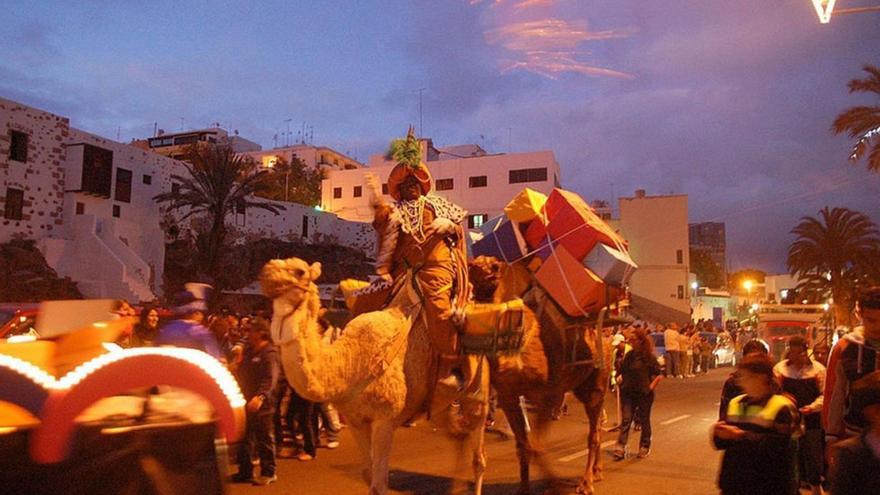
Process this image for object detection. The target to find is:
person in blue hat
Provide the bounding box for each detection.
[156,282,223,361]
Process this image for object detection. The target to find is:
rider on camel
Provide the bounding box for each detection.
[366,126,472,392]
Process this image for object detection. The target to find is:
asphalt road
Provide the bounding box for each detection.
[227,368,729,495]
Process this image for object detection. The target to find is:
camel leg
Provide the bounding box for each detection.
[529,397,566,495]
[573,377,606,495]
[500,400,532,495]
[350,424,373,485]
[369,420,396,495]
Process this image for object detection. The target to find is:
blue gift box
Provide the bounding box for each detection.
[471,219,528,264]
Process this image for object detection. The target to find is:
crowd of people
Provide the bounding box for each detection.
[711,286,880,495]
[605,286,880,495]
[114,284,343,488]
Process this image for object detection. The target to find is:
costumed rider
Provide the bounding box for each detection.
[365,126,472,393]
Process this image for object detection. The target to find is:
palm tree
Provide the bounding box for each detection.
[832,65,880,173]
[787,207,880,326]
[154,144,284,286]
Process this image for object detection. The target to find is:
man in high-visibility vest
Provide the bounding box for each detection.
[713,354,799,495]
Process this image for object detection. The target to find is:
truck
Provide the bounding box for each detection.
[754,303,828,360]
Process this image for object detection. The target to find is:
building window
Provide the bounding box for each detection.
[112,204,121,218]
[301,215,309,238]
[677,285,685,300]
[143,174,152,185]
[115,168,133,203]
[75,202,85,215]
[509,167,548,184]
[468,214,488,229]
[469,176,487,188]
[353,185,362,198]
[81,144,113,197]
[4,188,24,220]
[676,249,683,264]
[174,135,198,146]
[333,187,342,199]
[9,130,28,163]
[234,200,245,226]
[320,154,326,163]
[382,183,389,195]
[436,178,454,191]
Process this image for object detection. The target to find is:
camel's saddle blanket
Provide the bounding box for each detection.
[460,299,525,356]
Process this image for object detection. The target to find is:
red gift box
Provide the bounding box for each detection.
[535,245,614,317]
[525,189,626,261]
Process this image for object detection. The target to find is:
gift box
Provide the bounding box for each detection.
[471,218,528,263]
[583,242,637,286]
[477,214,505,236]
[504,188,548,223]
[525,188,626,261]
[535,245,610,317]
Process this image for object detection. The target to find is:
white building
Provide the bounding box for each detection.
[320,139,561,227]
[1,98,373,303]
[240,144,363,173]
[617,189,692,324]
[132,127,261,161]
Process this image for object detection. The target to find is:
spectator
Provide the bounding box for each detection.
[231,318,280,486]
[130,306,160,347]
[719,339,771,420]
[699,337,714,375]
[830,372,880,494]
[713,354,799,495]
[812,343,830,368]
[613,328,663,460]
[774,336,826,495]
[156,283,224,361]
[664,323,681,378]
[680,326,694,378]
[824,287,880,445]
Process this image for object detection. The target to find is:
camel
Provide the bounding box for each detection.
[260,257,489,495]
[469,256,610,495]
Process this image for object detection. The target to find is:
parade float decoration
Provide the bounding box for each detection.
[0,301,245,465]
[470,187,637,318]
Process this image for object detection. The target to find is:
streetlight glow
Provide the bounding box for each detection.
[691,281,699,290]
[743,280,753,291]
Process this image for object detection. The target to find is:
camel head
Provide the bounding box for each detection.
[260,257,322,308]
[469,256,504,303]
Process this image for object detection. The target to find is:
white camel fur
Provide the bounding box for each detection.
[260,257,488,495]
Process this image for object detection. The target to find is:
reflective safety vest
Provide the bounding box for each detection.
[726,394,796,430]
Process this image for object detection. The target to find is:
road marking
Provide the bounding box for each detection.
[557,440,617,462]
[660,414,691,425]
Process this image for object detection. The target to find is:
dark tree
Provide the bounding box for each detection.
[832,65,880,173]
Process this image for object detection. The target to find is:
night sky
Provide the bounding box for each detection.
[2,0,878,272]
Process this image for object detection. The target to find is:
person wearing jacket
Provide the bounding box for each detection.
[774,335,826,495]
[823,287,880,445]
[231,318,280,486]
[830,371,880,494]
[613,328,663,459]
[713,354,799,495]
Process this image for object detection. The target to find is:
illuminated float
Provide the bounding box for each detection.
[0,300,245,493]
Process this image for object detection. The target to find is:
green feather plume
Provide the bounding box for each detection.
[387,128,422,169]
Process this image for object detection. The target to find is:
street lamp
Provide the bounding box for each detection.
[742,279,754,302]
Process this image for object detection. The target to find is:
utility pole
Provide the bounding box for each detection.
[418,88,425,136]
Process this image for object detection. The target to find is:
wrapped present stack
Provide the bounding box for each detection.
[469,187,637,317]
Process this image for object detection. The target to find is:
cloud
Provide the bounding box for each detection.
[482,13,635,79]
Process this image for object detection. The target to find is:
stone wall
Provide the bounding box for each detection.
[0,98,68,242]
